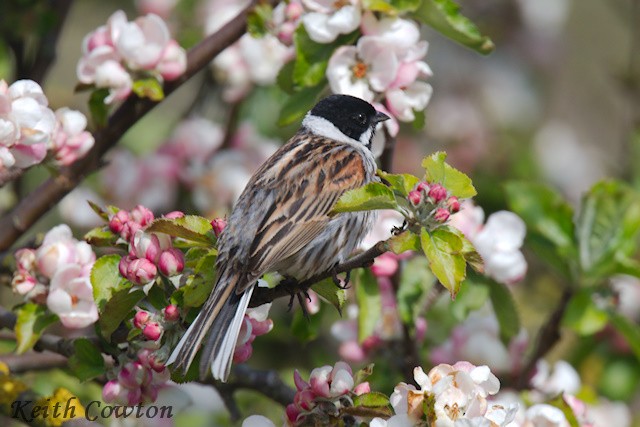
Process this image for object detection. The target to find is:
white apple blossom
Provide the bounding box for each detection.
[301,0,361,43]
[0,79,56,171]
[611,275,640,320]
[386,82,433,122]
[530,360,581,396]
[51,108,95,166]
[450,201,527,285]
[242,415,277,427]
[47,264,99,329]
[77,10,186,104]
[389,363,517,426]
[522,404,570,427]
[35,224,96,279]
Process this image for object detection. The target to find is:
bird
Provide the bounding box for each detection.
[167,94,390,381]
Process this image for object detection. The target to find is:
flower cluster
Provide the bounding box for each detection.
[381,362,517,426]
[102,349,170,405]
[110,207,186,290]
[449,201,527,285]
[0,80,94,173]
[77,10,186,104]
[407,181,461,228]
[11,225,98,329]
[133,304,180,341]
[286,361,370,425]
[327,12,432,127]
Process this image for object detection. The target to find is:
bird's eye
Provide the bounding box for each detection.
[353,113,367,125]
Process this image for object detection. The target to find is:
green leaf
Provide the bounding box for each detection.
[363,0,422,13]
[413,0,495,55]
[14,303,58,354]
[146,215,214,246]
[88,88,110,128]
[182,249,217,307]
[291,307,322,342]
[389,231,421,254]
[487,279,520,344]
[576,180,640,281]
[397,257,434,323]
[132,78,164,101]
[312,277,347,312]
[412,108,426,130]
[353,363,375,385]
[421,227,466,297]
[68,338,105,381]
[562,289,609,335]
[84,227,117,246]
[247,4,272,37]
[332,182,399,214]
[449,279,489,321]
[505,182,575,258]
[547,395,581,427]
[353,392,390,408]
[98,288,145,340]
[87,200,109,221]
[278,83,326,126]
[444,225,483,273]
[377,170,420,196]
[422,152,476,199]
[609,312,640,361]
[355,269,381,343]
[276,60,296,94]
[91,255,126,311]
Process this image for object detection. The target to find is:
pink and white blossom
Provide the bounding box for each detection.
[47,264,99,329]
[51,108,94,166]
[301,0,361,43]
[35,224,95,279]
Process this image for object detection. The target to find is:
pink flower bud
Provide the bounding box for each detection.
[125,388,143,406]
[285,403,300,423]
[164,210,185,219]
[11,272,37,295]
[120,221,141,242]
[293,370,309,391]
[163,304,179,322]
[158,248,185,276]
[353,381,371,396]
[447,196,461,213]
[309,366,332,398]
[211,218,227,237]
[15,248,36,272]
[118,361,151,388]
[102,380,122,403]
[434,207,450,222]
[428,184,447,203]
[132,232,163,263]
[233,341,253,363]
[138,349,166,373]
[141,384,159,402]
[371,252,399,277]
[286,1,303,20]
[119,255,133,278]
[130,205,154,226]
[408,190,422,206]
[294,389,315,411]
[109,210,130,234]
[143,321,162,341]
[416,182,430,193]
[127,258,157,285]
[133,310,151,329]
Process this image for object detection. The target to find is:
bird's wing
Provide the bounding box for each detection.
[233,134,370,293]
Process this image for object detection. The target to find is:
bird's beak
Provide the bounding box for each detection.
[373,111,390,124]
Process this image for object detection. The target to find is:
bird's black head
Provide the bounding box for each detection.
[304,94,390,148]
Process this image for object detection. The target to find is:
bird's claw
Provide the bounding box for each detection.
[392,220,408,236]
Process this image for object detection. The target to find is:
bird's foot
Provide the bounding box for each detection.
[332,265,351,289]
[282,276,312,320]
[392,219,408,236]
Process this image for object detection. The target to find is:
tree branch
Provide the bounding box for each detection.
[0,0,270,250]
[249,237,391,307]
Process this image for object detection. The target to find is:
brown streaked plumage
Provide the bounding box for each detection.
[167,95,389,381]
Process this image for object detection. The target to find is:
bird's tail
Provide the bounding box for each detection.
[166,273,254,382]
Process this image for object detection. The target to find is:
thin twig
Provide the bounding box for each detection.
[0,0,274,249]
[0,351,68,373]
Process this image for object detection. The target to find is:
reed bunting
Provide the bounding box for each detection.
[168,94,390,381]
